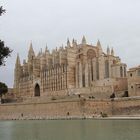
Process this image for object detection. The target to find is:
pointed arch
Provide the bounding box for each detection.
[105,60,109,78]
[120,66,123,77]
[34,84,40,97]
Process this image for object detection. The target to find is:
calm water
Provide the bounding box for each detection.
[0,120,140,140]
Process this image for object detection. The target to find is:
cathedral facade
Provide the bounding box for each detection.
[14,37,128,98]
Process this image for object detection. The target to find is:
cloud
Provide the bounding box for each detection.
[0,0,140,87]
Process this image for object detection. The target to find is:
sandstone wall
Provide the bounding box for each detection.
[0,99,111,120]
[0,97,140,120]
[111,97,140,115]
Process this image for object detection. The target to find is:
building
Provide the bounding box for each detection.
[14,36,127,99]
[128,65,140,96]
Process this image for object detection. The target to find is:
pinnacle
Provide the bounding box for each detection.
[97,39,101,46]
[82,35,86,44]
[28,41,35,57]
[67,38,71,46]
[16,53,20,65]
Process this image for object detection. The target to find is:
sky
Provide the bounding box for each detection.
[0,0,140,87]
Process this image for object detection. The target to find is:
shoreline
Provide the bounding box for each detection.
[1,97,140,121]
[0,116,140,121]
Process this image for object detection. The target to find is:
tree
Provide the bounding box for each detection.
[0,6,12,66]
[0,82,8,96]
[0,6,6,15]
[0,82,8,103]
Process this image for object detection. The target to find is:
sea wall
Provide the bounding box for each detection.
[0,97,140,120]
[111,97,140,115]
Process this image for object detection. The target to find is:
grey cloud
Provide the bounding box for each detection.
[0,0,140,87]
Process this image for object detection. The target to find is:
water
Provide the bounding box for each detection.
[0,120,140,140]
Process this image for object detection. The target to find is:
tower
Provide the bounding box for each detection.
[28,42,35,75]
[14,54,21,95]
[28,42,35,60]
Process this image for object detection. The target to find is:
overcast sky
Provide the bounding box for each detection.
[0,0,140,87]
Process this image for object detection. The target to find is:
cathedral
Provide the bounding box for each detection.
[14,36,128,99]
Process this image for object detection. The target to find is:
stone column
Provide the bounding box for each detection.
[49,69,51,91]
[60,67,62,90]
[54,68,56,91]
[76,63,79,88]
[98,56,104,80]
[79,62,83,88]
[51,69,52,91]
[85,62,89,87]
[93,59,96,81]
[109,59,113,78]
[57,67,59,90]
[88,61,91,87]
[43,71,45,92]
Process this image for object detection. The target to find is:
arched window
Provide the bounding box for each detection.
[34,84,40,96]
[77,62,80,87]
[120,66,123,77]
[124,67,126,77]
[105,60,109,78]
[82,65,85,87]
[96,61,99,80]
[90,60,94,81]
[87,49,96,82]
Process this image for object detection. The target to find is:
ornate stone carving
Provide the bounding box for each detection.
[87,49,96,59]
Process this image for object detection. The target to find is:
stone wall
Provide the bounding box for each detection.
[0,97,140,120]
[128,66,140,97]
[111,97,140,115]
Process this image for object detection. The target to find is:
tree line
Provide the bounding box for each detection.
[0,6,12,102]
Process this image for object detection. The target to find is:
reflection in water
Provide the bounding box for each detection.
[0,120,140,140]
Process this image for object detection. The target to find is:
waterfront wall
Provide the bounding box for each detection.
[0,97,140,119]
[111,97,140,115]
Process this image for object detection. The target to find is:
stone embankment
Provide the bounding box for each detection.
[0,97,140,120]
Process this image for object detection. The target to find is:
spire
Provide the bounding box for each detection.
[67,38,71,47]
[72,38,77,47]
[28,41,35,60]
[72,38,75,45]
[111,48,114,56]
[97,39,102,50]
[82,35,86,45]
[97,39,101,47]
[14,53,21,91]
[45,44,50,54]
[107,46,110,55]
[16,53,21,66]
[45,44,48,52]
[97,39,102,55]
[29,42,34,54]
